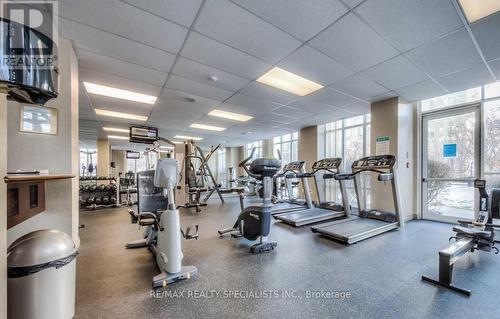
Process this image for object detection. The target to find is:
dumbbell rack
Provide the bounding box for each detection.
[79,177,119,210]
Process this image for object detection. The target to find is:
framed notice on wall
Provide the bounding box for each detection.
[19,105,58,135]
[375,136,390,155]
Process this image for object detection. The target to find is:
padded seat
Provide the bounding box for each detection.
[249,158,281,175]
[453,226,494,240]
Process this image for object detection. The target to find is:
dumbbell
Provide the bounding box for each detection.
[104,185,111,191]
[102,196,109,205]
[79,199,87,206]
[110,185,117,192]
[90,185,97,192]
[94,197,102,205]
[86,197,95,205]
[98,184,106,191]
[110,197,117,204]
[79,185,83,192]
[83,185,91,192]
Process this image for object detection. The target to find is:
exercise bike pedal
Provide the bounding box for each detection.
[181,225,199,240]
[250,241,277,254]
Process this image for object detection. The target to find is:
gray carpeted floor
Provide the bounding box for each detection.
[75,197,500,319]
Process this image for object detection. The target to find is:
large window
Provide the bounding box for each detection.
[323,114,371,208]
[245,141,263,159]
[217,148,226,186]
[420,81,500,221]
[273,132,298,164]
[126,151,157,173]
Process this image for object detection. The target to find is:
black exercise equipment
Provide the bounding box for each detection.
[422,179,500,296]
[218,148,281,254]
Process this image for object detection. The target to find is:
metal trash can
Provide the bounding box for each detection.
[8,229,78,319]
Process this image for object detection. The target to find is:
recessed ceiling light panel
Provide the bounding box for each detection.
[103,127,129,133]
[256,67,323,96]
[84,82,157,104]
[174,135,203,141]
[459,0,500,23]
[208,109,253,122]
[107,135,129,140]
[190,123,226,131]
[95,109,148,121]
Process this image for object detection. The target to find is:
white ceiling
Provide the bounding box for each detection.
[57,0,499,149]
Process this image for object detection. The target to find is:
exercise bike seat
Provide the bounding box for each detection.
[249,159,281,176]
[453,226,493,240]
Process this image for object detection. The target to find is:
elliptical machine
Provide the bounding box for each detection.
[218,148,281,253]
[147,157,198,288]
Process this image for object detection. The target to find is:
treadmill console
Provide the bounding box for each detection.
[312,158,342,171]
[352,155,396,170]
[282,161,305,173]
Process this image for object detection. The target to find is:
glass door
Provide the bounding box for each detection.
[422,105,480,222]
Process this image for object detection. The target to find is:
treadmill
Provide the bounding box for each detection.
[311,155,404,244]
[269,161,314,215]
[273,158,351,227]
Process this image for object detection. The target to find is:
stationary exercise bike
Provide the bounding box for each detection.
[145,158,198,288]
[218,148,281,253]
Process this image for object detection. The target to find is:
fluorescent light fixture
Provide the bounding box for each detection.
[172,141,183,144]
[84,82,157,104]
[256,67,323,96]
[190,123,226,131]
[107,135,129,140]
[103,127,129,133]
[95,109,148,121]
[459,0,500,23]
[160,146,174,149]
[208,109,253,122]
[174,135,203,141]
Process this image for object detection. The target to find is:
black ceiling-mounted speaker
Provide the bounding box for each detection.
[0,17,59,105]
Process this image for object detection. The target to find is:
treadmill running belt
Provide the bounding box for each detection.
[311,218,398,244]
[275,208,345,227]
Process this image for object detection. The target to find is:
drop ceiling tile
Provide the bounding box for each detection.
[355,0,463,51]
[172,57,251,92]
[471,12,500,61]
[309,13,399,72]
[160,88,222,107]
[307,87,359,107]
[239,82,298,105]
[59,0,188,54]
[194,0,301,63]
[256,112,297,124]
[331,74,389,100]
[287,99,337,114]
[196,115,241,128]
[405,28,483,78]
[369,91,399,103]
[80,68,163,97]
[272,105,314,118]
[231,0,347,41]
[343,101,370,115]
[166,75,234,101]
[122,0,203,27]
[488,58,500,78]
[360,55,429,90]
[221,94,281,116]
[150,100,211,123]
[181,32,271,80]
[60,18,175,72]
[76,48,168,86]
[343,0,365,9]
[277,45,354,86]
[395,80,447,103]
[297,111,352,127]
[437,64,495,93]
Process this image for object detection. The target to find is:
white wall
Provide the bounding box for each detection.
[6,38,80,245]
